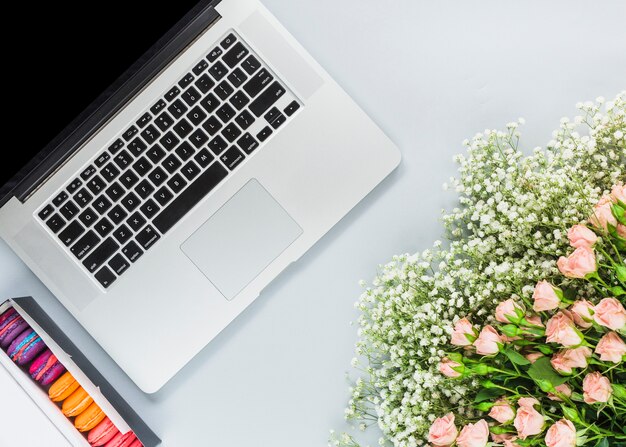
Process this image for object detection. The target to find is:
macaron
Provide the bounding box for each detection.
[0,308,30,348]
[29,349,66,386]
[75,401,106,432]
[62,386,93,417]
[104,431,141,447]
[49,371,80,402]
[88,417,120,446]
[7,329,46,365]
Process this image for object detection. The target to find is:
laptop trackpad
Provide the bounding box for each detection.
[181,179,303,300]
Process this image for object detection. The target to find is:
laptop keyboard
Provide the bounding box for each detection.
[36,30,301,290]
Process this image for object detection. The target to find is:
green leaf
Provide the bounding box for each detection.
[594,437,609,447]
[503,349,531,366]
[527,357,569,390]
[538,345,555,355]
[474,387,502,403]
[613,383,626,400]
[616,266,626,284]
[474,401,495,411]
[611,286,626,297]
[612,204,626,226]
[561,405,581,423]
[501,324,521,337]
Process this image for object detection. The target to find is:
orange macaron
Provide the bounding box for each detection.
[62,386,93,417]
[49,371,80,402]
[74,401,106,432]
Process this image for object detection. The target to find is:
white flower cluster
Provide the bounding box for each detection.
[332,92,626,447]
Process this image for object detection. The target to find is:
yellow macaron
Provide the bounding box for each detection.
[74,401,106,432]
[62,386,93,417]
[49,371,80,402]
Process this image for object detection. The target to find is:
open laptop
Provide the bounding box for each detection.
[0,0,400,392]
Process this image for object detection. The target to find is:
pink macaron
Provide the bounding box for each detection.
[104,431,142,447]
[0,308,30,348]
[29,349,66,386]
[88,417,119,446]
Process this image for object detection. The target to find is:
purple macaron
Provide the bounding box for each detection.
[29,349,66,386]
[0,308,31,349]
[7,329,47,365]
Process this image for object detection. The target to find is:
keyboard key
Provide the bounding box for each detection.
[223,42,249,68]
[220,146,245,170]
[122,126,139,142]
[113,225,132,244]
[194,148,214,168]
[193,59,209,75]
[132,156,152,177]
[182,87,201,106]
[173,119,193,138]
[150,99,167,115]
[222,123,242,142]
[207,46,222,62]
[243,68,273,97]
[200,93,220,113]
[165,86,181,102]
[38,204,54,220]
[58,221,85,247]
[168,99,188,119]
[162,154,182,174]
[189,129,209,148]
[114,150,133,170]
[186,106,207,126]
[107,205,128,225]
[128,137,147,156]
[140,125,161,144]
[105,182,124,202]
[237,133,259,154]
[214,81,234,100]
[155,112,174,131]
[119,170,139,189]
[122,241,143,263]
[249,81,285,117]
[227,68,248,88]
[178,72,195,89]
[235,110,255,130]
[108,138,124,155]
[181,161,201,181]
[208,135,228,155]
[86,176,106,195]
[78,208,98,227]
[159,131,180,151]
[136,225,160,250]
[241,55,260,75]
[46,213,66,233]
[154,186,174,206]
[146,144,166,164]
[95,152,111,168]
[202,116,223,136]
[101,163,120,182]
[53,191,69,206]
[220,33,237,49]
[83,237,119,273]
[121,192,141,212]
[229,91,250,110]
[216,104,236,122]
[93,196,112,215]
[94,217,114,237]
[60,201,80,220]
[67,178,83,194]
[108,254,130,276]
[153,162,228,234]
[71,230,100,259]
[195,73,215,94]
[127,212,146,232]
[135,179,155,199]
[264,107,280,123]
[284,100,300,116]
[80,165,97,181]
[140,199,160,220]
[95,267,116,288]
[74,188,93,207]
[271,113,286,129]
[174,142,193,161]
[209,61,228,81]
[166,175,186,195]
[137,112,152,128]
[148,167,168,186]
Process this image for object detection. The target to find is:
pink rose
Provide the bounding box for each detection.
[428,413,458,446]
[569,300,595,329]
[611,183,626,204]
[473,325,503,355]
[589,195,617,231]
[582,372,612,404]
[594,297,626,331]
[496,299,523,323]
[517,397,539,408]
[451,318,477,346]
[532,281,561,312]
[457,419,489,447]
[439,357,463,378]
[524,314,544,328]
[514,400,544,439]
[525,352,544,363]
[567,225,598,249]
[491,434,519,447]
[556,247,596,279]
[618,224,626,238]
[550,347,591,374]
[488,399,515,424]
[545,419,576,447]
[595,331,626,363]
[545,312,583,347]
[548,384,573,401]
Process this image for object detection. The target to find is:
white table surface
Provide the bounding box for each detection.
[1,1,625,446]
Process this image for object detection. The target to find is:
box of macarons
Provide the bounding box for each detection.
[0,297,160,446]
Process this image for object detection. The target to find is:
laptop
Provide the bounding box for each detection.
[0,0,400,393]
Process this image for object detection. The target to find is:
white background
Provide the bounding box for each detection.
[1,1,625,446]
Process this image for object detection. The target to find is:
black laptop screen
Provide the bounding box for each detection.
[5,1,200,190]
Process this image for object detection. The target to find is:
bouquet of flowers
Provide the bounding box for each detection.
[431,187,626,447]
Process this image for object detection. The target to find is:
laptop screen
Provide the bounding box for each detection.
[4,0,201,192]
